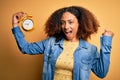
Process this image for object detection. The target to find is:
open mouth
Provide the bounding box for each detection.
[64,30,72,38]
[65,30,72,34]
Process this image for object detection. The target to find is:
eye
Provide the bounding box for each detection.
[68,21,73,24]
[60,20,65,25]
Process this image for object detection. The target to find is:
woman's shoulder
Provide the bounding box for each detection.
[43,36,60,44]
[80,39,97,50]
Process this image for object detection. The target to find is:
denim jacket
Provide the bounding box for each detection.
[12,26,112,80]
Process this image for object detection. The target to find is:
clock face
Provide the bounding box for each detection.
[22,19,34,30]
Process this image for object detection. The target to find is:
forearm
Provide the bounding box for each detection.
[92,36,113,78]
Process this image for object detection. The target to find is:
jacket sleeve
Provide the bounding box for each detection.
[12,26,46,54]
[91,36,113,78]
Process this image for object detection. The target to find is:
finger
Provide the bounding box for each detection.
[17,12,24,18]
[104,29,108,32]
[14,12,26,20]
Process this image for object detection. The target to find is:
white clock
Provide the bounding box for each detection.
[22,19,34,30]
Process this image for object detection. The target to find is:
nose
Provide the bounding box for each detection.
[64,22,69,29]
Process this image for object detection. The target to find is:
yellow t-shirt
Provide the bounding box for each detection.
[54,40,79,80]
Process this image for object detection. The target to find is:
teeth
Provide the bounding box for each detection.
[65,30,72,33]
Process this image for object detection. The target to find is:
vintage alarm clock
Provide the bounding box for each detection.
[21,15,34,31]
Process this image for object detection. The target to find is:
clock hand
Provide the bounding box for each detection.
[25,23,29,25]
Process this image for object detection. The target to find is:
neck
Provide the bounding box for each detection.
[65,38,79,42]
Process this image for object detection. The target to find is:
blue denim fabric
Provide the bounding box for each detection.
[12,26,112,80]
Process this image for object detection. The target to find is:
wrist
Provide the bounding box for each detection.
[13,23,19,28]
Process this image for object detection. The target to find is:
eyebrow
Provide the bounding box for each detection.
[61,19,74,22]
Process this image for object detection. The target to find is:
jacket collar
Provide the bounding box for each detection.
[79,39,88,49]
[54,38,88,49]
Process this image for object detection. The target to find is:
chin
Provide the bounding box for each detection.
[66,37,72,41]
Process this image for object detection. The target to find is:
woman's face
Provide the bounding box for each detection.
[61,12,79,42]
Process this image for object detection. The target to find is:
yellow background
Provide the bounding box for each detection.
[0,0,120,80]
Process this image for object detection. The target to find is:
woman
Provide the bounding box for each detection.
[12,6,114,80]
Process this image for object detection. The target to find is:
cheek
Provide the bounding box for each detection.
[73,24,79,32]
[75,24,79,31]
[76,26,79,32]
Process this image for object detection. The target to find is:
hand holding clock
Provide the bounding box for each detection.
[12,12,34,30]
[12,12,25,27]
